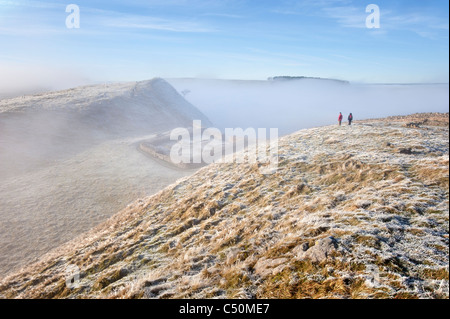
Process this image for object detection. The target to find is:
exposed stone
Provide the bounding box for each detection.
[405,122,422,128]
[295,236,338,263]
[226,248,241,265]
[254,257,288,278]
[399,148,413,155]
[300,242,309,252]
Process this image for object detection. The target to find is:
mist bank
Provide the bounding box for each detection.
[167,78,449,136]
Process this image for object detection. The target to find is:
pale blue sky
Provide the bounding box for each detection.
[0,0,448,90]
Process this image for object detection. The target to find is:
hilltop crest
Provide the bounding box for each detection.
[268,76,349,84]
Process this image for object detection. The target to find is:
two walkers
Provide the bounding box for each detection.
[338,112,353,126]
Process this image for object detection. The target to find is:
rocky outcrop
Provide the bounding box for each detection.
[254,258,289,278]
[294,237,338,263]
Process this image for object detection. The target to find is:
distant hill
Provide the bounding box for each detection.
[0,78,210,138]
[1,113,447,299]
[0,78,211,178]
[268,76,349,84]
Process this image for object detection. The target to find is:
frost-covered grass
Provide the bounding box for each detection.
[0,118,448,299]
[0,78,210,276]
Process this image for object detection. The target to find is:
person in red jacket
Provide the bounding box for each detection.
[338,112,343,126]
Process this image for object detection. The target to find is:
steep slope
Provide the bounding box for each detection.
[0,116,448,299]
[0,78,210,277]
[0,78,211,178]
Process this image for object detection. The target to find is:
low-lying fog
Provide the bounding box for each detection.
[0,77,447,277]
[168,78,449,136]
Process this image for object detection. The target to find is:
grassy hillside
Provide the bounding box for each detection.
[0,78,209,277]
[1,114,448,299]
